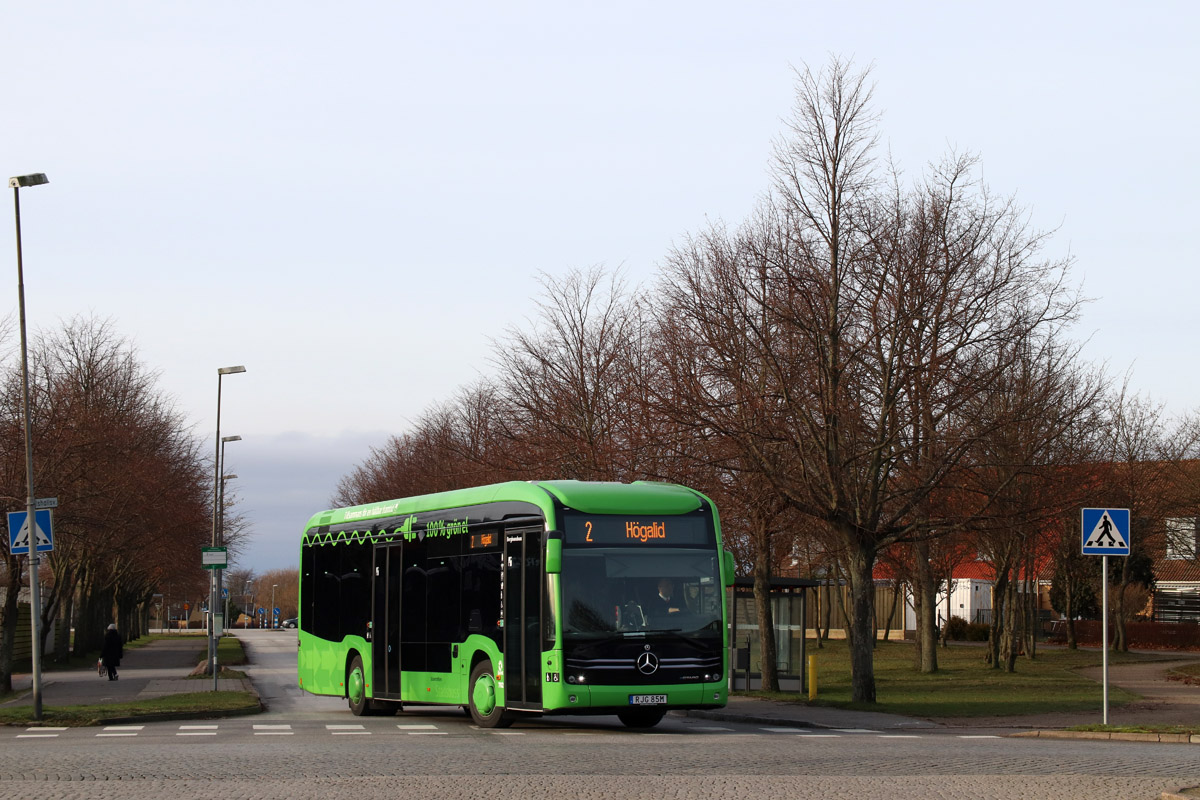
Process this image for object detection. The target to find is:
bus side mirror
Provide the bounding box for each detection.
[546,536,562,574]
[722,550,735,587]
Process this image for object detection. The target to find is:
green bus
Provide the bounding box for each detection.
[297,480,733,728]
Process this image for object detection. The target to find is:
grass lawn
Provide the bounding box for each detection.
[1168,661,1200,685]
[1,633,257,725]
[0,691,259,726]
[741,639,1151,717]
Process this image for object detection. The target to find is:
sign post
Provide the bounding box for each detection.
[201,547,227,690]
[1081,508,1130,725]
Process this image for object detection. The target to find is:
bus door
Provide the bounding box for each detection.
[372,542,403,698]
[503,527,543,709]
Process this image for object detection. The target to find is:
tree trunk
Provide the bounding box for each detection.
[1022,575,1037,661]
[54,588,74,664]
[942,580,953,648]
[1064,590,1077,649]
[988,573,1008,668]
[1113,560,1129,652]
[0,556,23,693]
[753,544,779,692]
[881,580,901,643]
[845,545,878,703]
[912,540,938,673]
[998,580,1019,673]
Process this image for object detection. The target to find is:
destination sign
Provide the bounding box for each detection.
[469,531,499,550]
[563,514,713,547]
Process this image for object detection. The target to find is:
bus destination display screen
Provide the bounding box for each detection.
[563,514,713,547]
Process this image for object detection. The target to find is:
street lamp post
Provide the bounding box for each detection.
[10,172,49,720]
[209,366,245,690]
[271,584,277,629]
[219,466,237,631]
[218,433,240,642]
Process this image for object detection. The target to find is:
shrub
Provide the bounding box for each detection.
[945,615,970,641]
[966,622,990,642]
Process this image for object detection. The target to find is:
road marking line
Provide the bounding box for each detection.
[486,731,524,735]
[103,725,144,731]
[97,733,139,737]
[332,731,372,735]
[253,724,292,729]
[180,725,218,730]
[17,734,59,738]
[835,729,878,733]
[177,732,218,736]
[27,727,67,731]
[761,727,814,733]
[958,735,1001,739]
[396,724,438,729]
[407,731,448,735]
[326,724,366,729]
[878,735,921,738]
[254,731,295,735]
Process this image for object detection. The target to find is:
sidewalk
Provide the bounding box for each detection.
[685,655,1200,745]
[2,635,250,711]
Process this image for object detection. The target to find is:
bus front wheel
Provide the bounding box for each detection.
[347,655,370,716]
[617,708,665,729]
[468,661,513,728]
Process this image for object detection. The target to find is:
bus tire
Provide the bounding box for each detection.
[468,661,513,728]
[617,708,665,729]
[347,655,370,716]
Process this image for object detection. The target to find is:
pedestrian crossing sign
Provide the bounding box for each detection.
[7,509,53,554]
[1082,508,1130,556]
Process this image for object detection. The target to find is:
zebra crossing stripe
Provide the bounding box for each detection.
[98,725,142,738]
[179,725,218,735]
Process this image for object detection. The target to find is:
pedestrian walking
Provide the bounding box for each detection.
[101,623,123,681]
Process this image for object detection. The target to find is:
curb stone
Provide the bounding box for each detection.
[1011,730,1199,745]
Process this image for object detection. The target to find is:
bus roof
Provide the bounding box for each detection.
[302,480,706,532]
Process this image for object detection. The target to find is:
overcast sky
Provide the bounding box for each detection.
[3,2,1196,572]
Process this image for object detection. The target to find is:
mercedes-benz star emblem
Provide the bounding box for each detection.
[636,651,660,675]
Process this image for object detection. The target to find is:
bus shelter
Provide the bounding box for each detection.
[728,576,820,692]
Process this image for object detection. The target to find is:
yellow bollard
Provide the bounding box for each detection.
[808,654,817,701]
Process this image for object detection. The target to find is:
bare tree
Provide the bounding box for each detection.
[490,267,656,481]
[656,59,1084,701]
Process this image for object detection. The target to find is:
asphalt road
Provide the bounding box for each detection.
[0,630,1195,800]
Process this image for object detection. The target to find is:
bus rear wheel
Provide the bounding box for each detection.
[617,708,665,729]
[347,655,370,716]
[468,661,513,728]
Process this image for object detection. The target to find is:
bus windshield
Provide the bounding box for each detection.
[561,548,722,639]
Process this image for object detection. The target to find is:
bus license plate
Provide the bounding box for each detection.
[629,694,667,705]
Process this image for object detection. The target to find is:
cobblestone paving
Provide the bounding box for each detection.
[0,775,1194,800]
[1,720,1197,800]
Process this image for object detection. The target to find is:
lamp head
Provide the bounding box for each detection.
[8,173,48,189]
[221,435,242,443]
[218,365,246,375]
